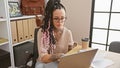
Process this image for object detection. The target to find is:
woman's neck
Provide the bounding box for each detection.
[53,28,64,42]
[54,28,64,33]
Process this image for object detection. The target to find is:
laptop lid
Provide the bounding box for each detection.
[58,49,98,68]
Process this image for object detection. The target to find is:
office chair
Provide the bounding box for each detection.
[109,41,120,53]
[22,28,40,68]
[31,28,40,68]
[23,16,43,68]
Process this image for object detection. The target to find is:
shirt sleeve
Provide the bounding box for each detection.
[37,29,48,61]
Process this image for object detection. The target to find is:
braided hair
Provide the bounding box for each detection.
[41,0,66,46]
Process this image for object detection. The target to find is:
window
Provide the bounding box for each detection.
[90,0,120,50]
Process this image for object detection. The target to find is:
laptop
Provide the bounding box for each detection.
[58,49,98,68]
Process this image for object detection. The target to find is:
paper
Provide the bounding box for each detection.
[91,58,114,68]
[91,50,114,68]
[93,50,106,62]
[65,45,82,56]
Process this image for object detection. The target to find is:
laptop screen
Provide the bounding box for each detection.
[58,49,98,68]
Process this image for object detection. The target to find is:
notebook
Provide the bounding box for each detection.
[58,49,98,68]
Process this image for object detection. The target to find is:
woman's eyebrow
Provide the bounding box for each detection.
[53,16,59,18]
[53,16,65,18]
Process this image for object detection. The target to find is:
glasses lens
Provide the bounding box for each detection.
[53,17,66,22]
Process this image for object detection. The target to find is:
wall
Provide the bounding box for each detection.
[8,0,92,44]
[62,0,92,44]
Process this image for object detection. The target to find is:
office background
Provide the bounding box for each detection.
[62,0,120,51]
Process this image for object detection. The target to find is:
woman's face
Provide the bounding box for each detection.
[53,8,66,30]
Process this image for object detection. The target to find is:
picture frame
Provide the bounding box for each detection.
[8,2,22,18]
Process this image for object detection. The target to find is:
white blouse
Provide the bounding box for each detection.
[37,27,74,61]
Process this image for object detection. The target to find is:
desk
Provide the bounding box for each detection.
[100,50,120,68]
[35,46,120,68]
[66,45,120,68]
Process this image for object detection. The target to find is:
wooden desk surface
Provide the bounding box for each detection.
[103,51,120,68]
[65,45,120,68]
[86,49,120,68]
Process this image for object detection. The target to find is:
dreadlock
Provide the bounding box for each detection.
[41,0,66,45]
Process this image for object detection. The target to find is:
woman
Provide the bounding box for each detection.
[36,0,74,68]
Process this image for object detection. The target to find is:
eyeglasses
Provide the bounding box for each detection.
[53,17,67,22]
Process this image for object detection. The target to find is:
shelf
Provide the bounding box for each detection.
[0,18,7,22]
[0,41,9,46]
[13,38,34,47]
[10,15,42,20]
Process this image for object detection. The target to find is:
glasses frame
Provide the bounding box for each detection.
[53,17,67,22]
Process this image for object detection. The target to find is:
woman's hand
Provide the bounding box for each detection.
[55,53,65,62]
[41,53,64,63]
[50,53,64,61]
